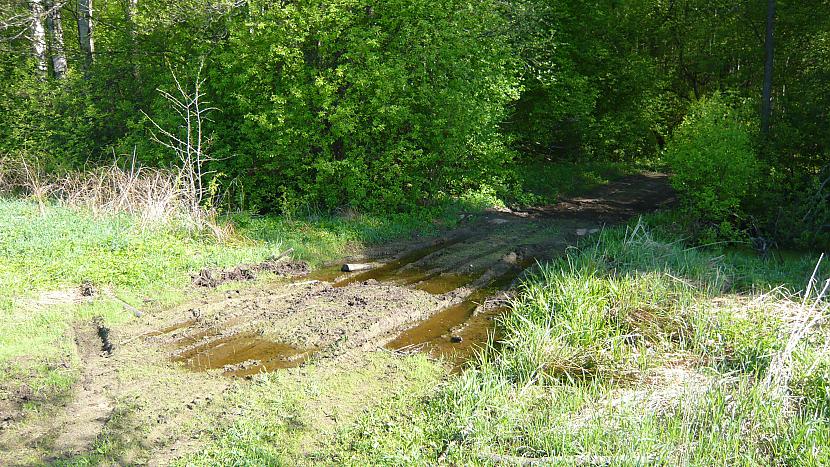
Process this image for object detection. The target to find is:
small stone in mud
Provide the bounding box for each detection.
[450,335,463,343]
[502,252,518,264]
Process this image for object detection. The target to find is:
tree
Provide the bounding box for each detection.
[77,0,93,68]
[46,0,67,79]
[761,0,776,135]
[29,0,48,76]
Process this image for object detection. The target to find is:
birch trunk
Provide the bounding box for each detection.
[30,0,48,76]
[46,1,67,79]
[77,0,94,68]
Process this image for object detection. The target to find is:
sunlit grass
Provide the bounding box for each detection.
[316,220,830,465]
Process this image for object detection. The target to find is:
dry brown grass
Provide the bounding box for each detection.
[765,254,830,395]
[0,156,232,240]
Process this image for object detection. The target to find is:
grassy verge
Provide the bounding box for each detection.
[290,219,829,465]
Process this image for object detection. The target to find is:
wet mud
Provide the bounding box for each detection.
[139,173,674,376]
[172,333,314,378]
[192,258,310,288]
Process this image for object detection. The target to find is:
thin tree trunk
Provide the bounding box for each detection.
[46,1,67,79]
[126,0,138,23]
[761,0,776,135]
[77,0,94,69]
[126,0,139,77]
[29,0,49,76]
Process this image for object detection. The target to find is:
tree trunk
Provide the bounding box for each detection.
[46,1,67,79]
[77,0,94,69]
[761,0,776,135]
[126,0,138,21]
[29,0,49,76]
[126,0,139,77]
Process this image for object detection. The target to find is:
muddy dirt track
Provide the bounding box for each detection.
[145,172,675,376]
[0,173,674,465]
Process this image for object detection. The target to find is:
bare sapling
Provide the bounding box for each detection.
[142,60,224,234]
[21,158,52,216]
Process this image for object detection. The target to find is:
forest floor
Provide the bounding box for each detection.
[2,169,827,465]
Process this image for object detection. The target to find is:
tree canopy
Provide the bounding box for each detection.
[0,0,828,247]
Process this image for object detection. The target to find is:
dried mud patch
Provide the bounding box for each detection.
[23,282,98,309]
[0,320,118,464]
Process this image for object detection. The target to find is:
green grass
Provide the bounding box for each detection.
[4,168,828,464]
[172,353,442,466]
[295,220,830,465]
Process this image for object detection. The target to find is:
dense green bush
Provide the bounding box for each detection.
[207,0,520,212]
[0,71,101,171]
[664,95,759,238]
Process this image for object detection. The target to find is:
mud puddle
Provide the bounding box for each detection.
[172,333,314,378]
[385,259,536,369]
[333,236,470,287]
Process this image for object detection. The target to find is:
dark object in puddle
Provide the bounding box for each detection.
[341,263,375,272]
[450,335,463,343]
[171,333,314,377]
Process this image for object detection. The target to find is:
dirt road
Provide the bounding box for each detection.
[146,172,675,376]
[0,172,674,464]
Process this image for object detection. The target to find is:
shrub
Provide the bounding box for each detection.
[663,94,758,237]
[208,0,520,212]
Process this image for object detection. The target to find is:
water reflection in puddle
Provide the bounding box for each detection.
[386,259,535,370]
[334,236,469,287]
[414,273,478,295]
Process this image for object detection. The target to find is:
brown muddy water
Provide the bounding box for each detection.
[332,235,471,287]
[172,333,314,378]
[158,238,537,376]
[384,258,536,370]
